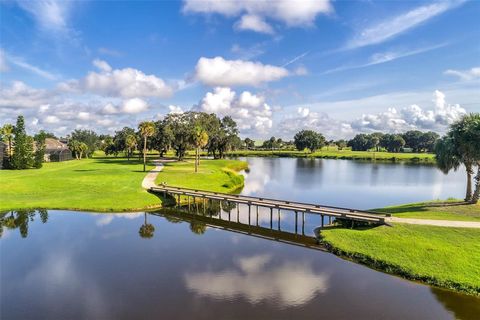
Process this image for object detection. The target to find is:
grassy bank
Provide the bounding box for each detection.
[155,159,248,193]
[375,200,480,221]
[0,157,247,212]
[320,202,480,295]
[224,149,435,163]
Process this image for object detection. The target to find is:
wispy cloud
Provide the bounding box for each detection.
[282,51,309,67]
[323,43,449,74]
[444,66,480,81]
[16,0,72,34]
[346,0,465,49]
[5,53,59,80]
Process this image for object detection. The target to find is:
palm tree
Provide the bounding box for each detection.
[435,136,472,201]
[193,126,209,173]
[125,134,137,161]
[436,113,480,203]
[1,124,14,160]
[139,213,155,238]
[138,121,156,172]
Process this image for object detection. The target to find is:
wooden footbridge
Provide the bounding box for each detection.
[149,185,388,226]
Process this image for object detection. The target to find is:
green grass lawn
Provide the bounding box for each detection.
[0,158,161,212]
[155,159,248,193]
[320,224,480,295]
[375,200,480,221]
[0,157,247,212]
[224,149,435,163]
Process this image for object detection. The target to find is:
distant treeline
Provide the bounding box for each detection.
[244,130,439,154]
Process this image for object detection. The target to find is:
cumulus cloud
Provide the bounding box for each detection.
[350,90,466,132]
[121,98,149,114]
[278,90,467,138]
[197,87,273,134]
[0,81,54,108]
[59,59,173,98]
[444,67,480,81]
[278,106,353,139]
[183,0,332,34]
[235,14,274,34]
[195,56,289,87]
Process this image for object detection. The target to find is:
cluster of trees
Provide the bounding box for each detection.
[347,131,439,152]
[435,114,480,204]
[99,112,242,171]
[1,116,46,169]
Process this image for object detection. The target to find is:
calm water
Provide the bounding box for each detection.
[1,158,479,319]
[240,157,467,209]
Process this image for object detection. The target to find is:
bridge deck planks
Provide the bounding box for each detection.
[150,185,386,224]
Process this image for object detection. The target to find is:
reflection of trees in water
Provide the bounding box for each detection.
[431,287,480,320]
[138,213,155,239]
[0,209,48,238]
[189,221,207,235]
[182,199,237,217]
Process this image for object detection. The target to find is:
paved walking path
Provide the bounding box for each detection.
[386,217,480,228]
[142,159,176,189]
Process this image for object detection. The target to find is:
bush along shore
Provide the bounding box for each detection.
[318,201,480,296]
[221,149,436,163]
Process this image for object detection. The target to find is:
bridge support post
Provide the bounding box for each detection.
[237,204,240,222]
[277,209,281,231]
[295,211,298,234]
[321,214,324,228]
[270,208,273,229]
[329,216,332,225]
[256,206,259,226]
[302,212,305,235]
[248,204,251,225]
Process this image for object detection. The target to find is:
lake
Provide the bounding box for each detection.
[1,158,478,319]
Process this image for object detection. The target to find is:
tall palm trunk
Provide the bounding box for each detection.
[195,147,199,173]
[8,137,12,160]
[465,163,473,202]
[143,136,147,172]
[471,165,480,204]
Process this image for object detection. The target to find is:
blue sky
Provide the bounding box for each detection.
[1,0,479,139]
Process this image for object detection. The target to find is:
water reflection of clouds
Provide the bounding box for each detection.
[241,169,270,195]
[23,250,108,318]
[95,212,144,227]
[184,254,329,307]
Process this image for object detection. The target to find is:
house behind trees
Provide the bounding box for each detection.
[44,138,73,162]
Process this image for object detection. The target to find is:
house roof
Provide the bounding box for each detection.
[45,138,68,151]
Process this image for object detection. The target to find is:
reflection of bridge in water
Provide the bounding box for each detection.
[153,199,330,251]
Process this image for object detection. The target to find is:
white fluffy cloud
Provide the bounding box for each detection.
[100,98,149,114]
[278,90,466,139]
[444,67,480,81]
[0,81,54,108]
[350,90,466,133]
[235,14,274,34]
[59,59,173,98]
[121,98,149,114]
[195,56,289,87]
[183,0,332,33]
[198,87,273,134]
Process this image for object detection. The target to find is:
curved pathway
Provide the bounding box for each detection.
[142,159,176,189]
[386,217,480,228]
